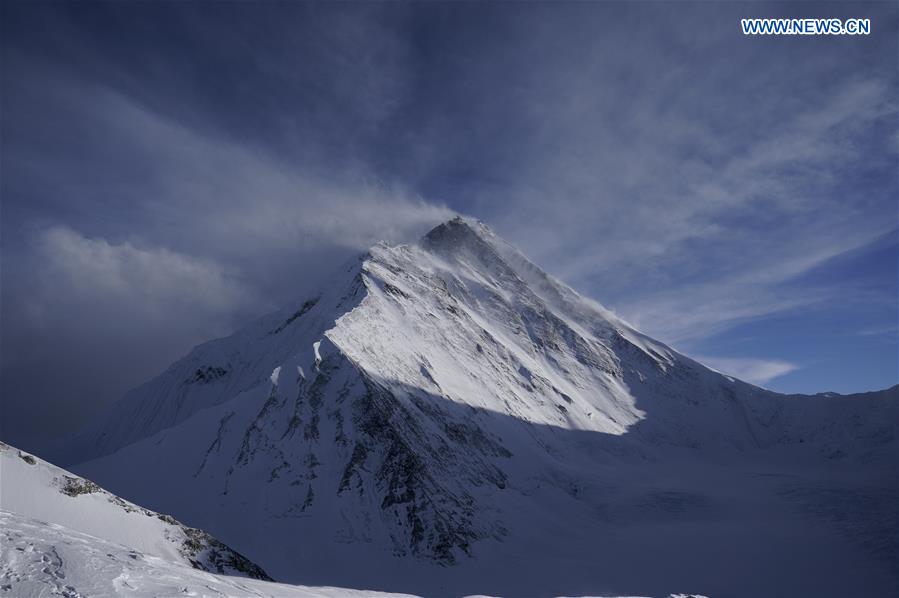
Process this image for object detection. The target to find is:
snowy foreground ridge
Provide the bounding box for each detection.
[0,442,269,581]
[0,442,421,597]
[1,510,419,598]
[9,217,897,597]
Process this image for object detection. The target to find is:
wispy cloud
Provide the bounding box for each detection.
[455,21,897,347]
[856,325,899,337]
[31,226,253,327]
[698,356,799,387]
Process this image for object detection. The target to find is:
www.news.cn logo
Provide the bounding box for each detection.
[741,18,871,35]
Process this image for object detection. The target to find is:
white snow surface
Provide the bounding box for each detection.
[36,217,897,597]
[0,510,422,598]
[0,443,425,597]
[0,442,275,579]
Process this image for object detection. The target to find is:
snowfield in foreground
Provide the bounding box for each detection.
[0,441,270,581]
[0,510,418,598]
[0,443,418,597]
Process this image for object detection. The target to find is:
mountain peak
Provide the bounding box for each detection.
[74,213,678,575]
[421,215,494,250]
[56,216,897,597]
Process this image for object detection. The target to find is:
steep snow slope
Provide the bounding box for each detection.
[68,218,896,597]
[0,442,269,580]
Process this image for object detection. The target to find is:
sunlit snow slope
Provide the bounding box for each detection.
[60,217,896,598]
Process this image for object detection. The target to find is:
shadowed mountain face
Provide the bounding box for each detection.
[65,218,896,597]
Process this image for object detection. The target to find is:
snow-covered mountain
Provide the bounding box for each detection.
[51,217,896,597]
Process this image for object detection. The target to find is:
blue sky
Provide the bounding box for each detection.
[1,1,896,452]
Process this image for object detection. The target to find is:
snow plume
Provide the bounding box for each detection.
[697,356,799,386]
